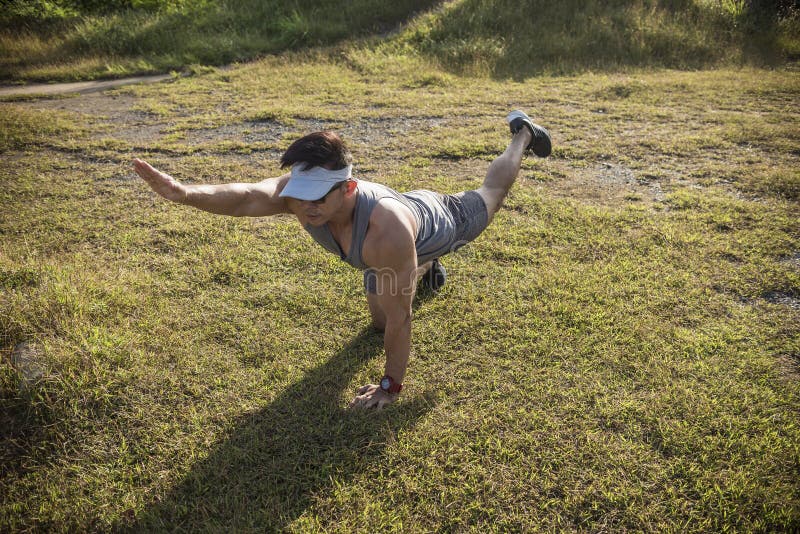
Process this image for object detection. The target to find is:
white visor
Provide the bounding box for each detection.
[279,164,353,201]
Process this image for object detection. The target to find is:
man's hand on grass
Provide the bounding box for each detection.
[349,384,398,410]
[133,158,188,204]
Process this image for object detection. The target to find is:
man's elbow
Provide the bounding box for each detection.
[385,310,412,330]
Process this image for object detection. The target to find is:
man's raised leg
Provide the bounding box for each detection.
[477,110,551,221]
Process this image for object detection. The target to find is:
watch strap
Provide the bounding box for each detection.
[380,375,403,394]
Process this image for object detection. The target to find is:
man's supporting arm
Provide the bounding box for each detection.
[375,261,416,385]
[133,158,291,217]
[351,201,419,409]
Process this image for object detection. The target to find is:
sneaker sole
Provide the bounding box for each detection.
[507,110,552,158]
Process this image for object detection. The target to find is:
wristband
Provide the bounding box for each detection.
[379,375,403,394]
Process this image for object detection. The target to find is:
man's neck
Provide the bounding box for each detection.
[327,192,357,230]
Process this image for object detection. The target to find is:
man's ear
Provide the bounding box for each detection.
[345,180,358,194]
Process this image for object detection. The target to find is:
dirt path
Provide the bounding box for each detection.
[8,83,680,209]
[0,73,173,97]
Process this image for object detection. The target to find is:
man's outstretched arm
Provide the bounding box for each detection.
[133,158,291,217]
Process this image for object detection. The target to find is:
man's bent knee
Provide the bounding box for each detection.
[476,186,505,221]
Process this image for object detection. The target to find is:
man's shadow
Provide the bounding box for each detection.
[123,326,434,531]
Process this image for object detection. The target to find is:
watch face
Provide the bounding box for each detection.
[380,377,391,391]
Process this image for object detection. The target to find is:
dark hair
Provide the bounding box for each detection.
[280,131,352,171]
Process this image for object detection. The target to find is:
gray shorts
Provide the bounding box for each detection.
[440,190,490,248]
[364,189,488,294]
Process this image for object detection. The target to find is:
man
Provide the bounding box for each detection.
[133,110,551,409]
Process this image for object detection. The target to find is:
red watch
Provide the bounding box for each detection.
[380,375,403,394]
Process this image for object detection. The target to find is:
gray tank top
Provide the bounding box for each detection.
[303,180,456,270]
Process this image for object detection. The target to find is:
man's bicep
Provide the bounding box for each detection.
[370,245,418,319]
[373,262,416,306]
[363,200,420,311]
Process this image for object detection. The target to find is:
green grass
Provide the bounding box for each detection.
[2,0,799,82]
[395,0,800,77]
[1,51,798,530]
[0,0,441,82]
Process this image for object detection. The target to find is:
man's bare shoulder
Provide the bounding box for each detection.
[368,197,417,243]
[235,173,291,216]
[254,172,291,193]
[362,198,417,269]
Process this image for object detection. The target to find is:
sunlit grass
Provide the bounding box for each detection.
[1,54,798,531]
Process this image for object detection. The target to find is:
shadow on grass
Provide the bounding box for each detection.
[123,326,434,531]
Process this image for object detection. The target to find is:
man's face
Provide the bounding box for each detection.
[287,181,352,226]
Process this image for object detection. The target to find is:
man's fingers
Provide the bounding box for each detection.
[132,160,154,180]
[350,384,395,410]
[350,386,375,409]
[349,396,369,409]
[132,159,160,179]
[349,389,368,408]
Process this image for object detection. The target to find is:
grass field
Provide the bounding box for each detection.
[2,52,798,531]
[2,0,799,82]
[2,2,800,532]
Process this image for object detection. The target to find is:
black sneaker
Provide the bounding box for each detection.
[506,110,552,158]
[422,259,447,292]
